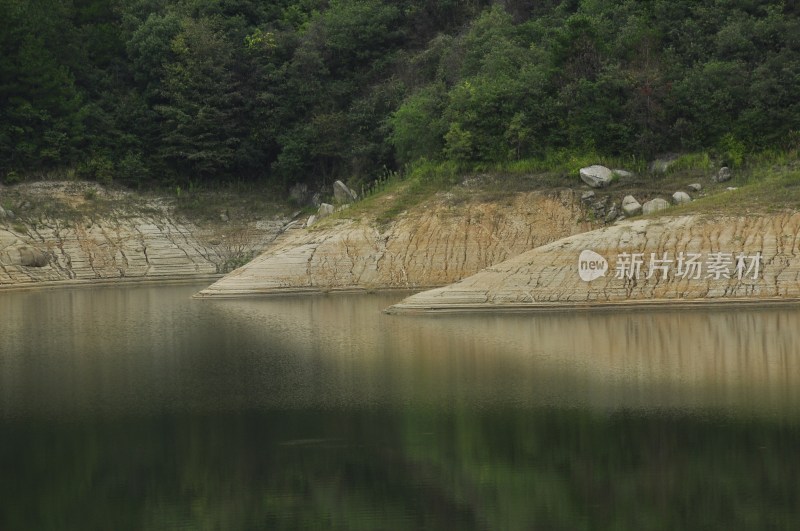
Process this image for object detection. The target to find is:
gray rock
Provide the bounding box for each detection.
[5,209,14,219]
[604,204,619,223]
[0,205,6,218]
[17,246,48,267]
[715,166,732,183]
[311,193,321,207]
[580,191,596,203]
[726,187,738,192]
[687,183,702,192]
[318,203,335,219]
[333,180,358,203]
[672,191,692,205]
[579,165,614,188]
[621,195,642,217]
[282,220,302,231]
[220,211,229,222]
[649,154,680,174]
[615,215,627,224]
[642,198,670,215]
[592,198,607,218]
[305,215,317,228]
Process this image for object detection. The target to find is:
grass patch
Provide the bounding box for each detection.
[167,180,290,223]
[660,150,800,216]
[468,149,647,183]
[666,152,714,174]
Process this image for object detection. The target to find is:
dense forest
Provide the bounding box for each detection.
[1,0,799,190]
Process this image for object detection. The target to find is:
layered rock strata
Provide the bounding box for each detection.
[0,184,285,288]
[195,191,586,297]
[387,213,800,313]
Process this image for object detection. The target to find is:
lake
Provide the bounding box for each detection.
[1,283,799,529]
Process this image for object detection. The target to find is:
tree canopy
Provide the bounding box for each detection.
[1,0,799,189]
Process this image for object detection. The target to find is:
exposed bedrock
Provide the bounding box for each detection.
[387,214,800,313]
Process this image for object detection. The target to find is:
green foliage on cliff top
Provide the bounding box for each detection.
[2,1,799,196]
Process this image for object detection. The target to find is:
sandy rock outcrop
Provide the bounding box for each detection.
[195,190,587,298]
[0,183,285,288]
[387,213,800,313]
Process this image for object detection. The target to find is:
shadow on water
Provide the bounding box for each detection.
[1,285,799,529]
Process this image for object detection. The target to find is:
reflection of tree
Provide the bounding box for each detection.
[2,409,799,530]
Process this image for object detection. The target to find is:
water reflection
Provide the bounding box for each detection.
[2,410,799,530]
[206,295,800,414]
[1,286,800,418]
[1,285,799,529]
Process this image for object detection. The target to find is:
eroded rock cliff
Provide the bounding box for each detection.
[196,190,587,297]
[387,213,800,313]
[0,182,286,288]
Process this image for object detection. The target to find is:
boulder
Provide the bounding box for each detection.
[649,154,680,174]
[715,167,732,183]
[579,165,613,188]
[604,204,619,224]
[317,203,335,219]
[621,195,642,217]
[311,192,321,207]
[642,198,670,215]
[687,183,702,192]
[672,191,692,205]
[333,180,358,203]
[17,246,48,267]
[282,220,302,231]
[580,191,596,203]
[305,215,317,228]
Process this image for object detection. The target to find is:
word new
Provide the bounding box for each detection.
[613,252,762,280]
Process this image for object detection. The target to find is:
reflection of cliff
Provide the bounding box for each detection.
[207,295,800,413]
[196,190,585,297]
[390,213,800,312]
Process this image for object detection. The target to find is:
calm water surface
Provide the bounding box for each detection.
[1,283,799,529]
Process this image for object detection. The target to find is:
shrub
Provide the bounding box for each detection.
[76,156,114,184]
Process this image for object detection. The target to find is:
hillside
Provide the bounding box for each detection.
[2,1,799,196]
[196,152,800,299]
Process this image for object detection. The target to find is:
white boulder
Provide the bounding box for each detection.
[642,198,670,215]
[672,191,692,205]
[579,165,613,188]
[621,195,642,217]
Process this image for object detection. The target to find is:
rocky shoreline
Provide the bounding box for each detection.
[6,176,800,313]
[387,213,800,313]
[0,181,288,289]
[194,190,586,298]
